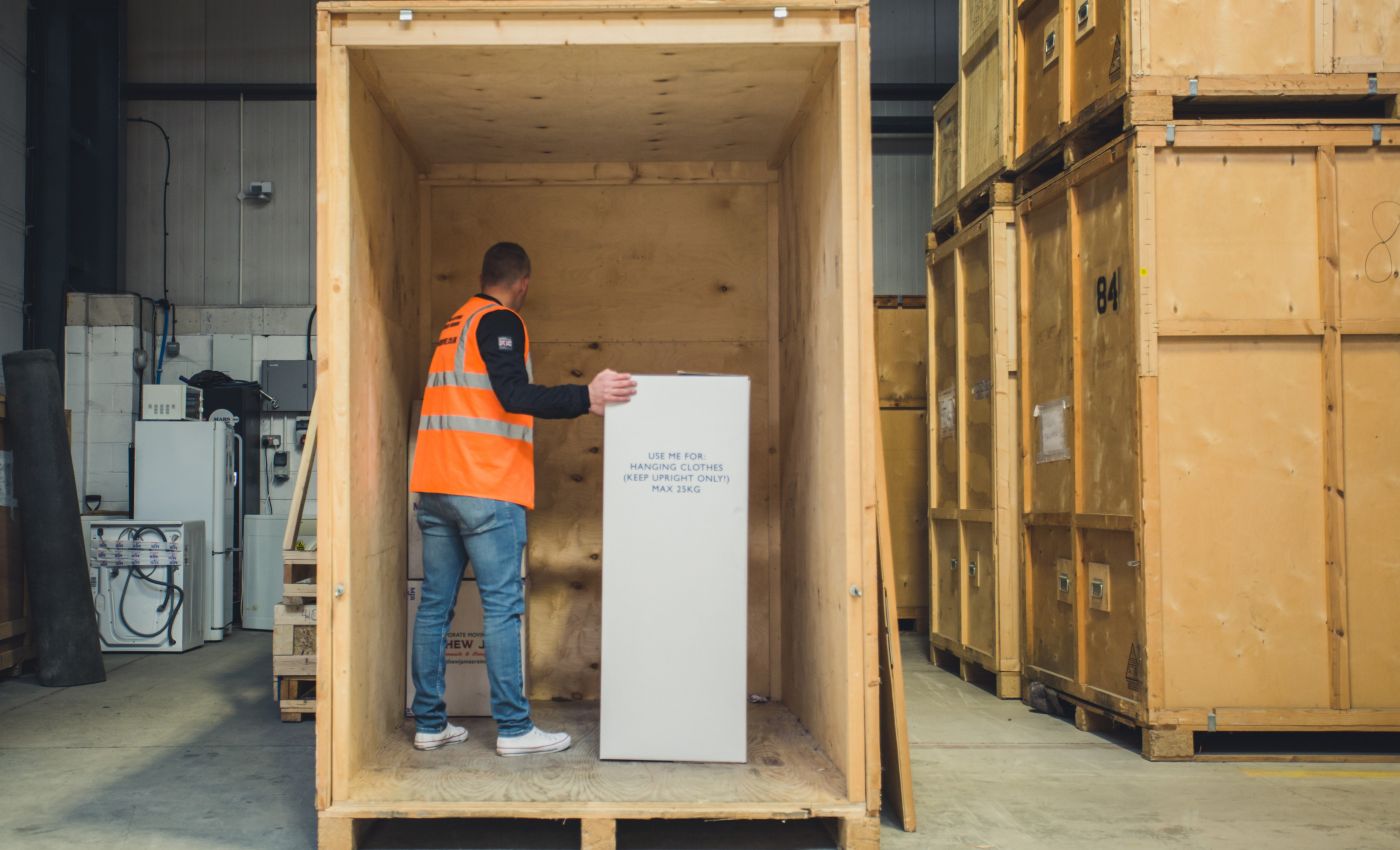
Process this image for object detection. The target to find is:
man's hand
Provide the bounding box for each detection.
[588,369,638,416]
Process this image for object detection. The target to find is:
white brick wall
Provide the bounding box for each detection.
[65,300,318,519]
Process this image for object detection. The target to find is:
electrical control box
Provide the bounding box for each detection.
[142,384,203,421]
[261,360,316,413]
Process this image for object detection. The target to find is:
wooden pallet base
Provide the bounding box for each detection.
[931,179,1014,244]
[930,643,1020,700]
[317,813,880,850]
[1037,685,1400,763]
[1015,77,1400,197]
[279,675,316,722]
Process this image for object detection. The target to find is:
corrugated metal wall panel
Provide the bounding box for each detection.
[0,0,23,356]
[125,101,208,305]
[124,0,316,307]
[239,101,315,305]
[873,137,933,297]
[871,0,957,85]
[205,0,315,84]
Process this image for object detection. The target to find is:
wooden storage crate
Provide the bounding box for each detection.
[927,206,1022,699]
[315,2,880,847]
[1017,120,1400,758]
[956,0,1017,195]
[1014,0,1400,168]
[876,298,929,630]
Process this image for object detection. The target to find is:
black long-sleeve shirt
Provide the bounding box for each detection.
[473,294,590,420]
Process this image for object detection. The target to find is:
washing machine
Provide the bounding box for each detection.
[87,520,206,653]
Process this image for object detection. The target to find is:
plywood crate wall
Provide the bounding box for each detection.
[314,3,880,847]
[1017,120,1400,758]
[932,88,960,228]
[927,206,1022,699]
[1014,0,1400,167]
[876,299,930,631]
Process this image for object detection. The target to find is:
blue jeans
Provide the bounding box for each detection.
[411,493,532,736]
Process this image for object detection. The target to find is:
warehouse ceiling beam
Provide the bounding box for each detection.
[122,83,317,102]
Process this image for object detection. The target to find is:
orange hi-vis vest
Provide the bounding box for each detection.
[410,295,536,508]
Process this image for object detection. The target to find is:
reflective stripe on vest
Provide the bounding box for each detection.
[418,414,534,444]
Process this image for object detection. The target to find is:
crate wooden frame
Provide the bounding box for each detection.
[926,206,1022,700]
[957,0,1017,197]
[1014,0,1400,169]
[315,2,881,848]
[1016,120,1400,759]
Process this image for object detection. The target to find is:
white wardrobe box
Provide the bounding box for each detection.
[405,578,491,717]
[599,373,750,763]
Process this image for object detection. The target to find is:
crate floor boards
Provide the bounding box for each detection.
[318,702,873,849]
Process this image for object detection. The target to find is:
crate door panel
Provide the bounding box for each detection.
[1142,0,1315,76]
[1024,195,1074,514]
[1066,0,1125,117]
[1337,147,1400,323]
[932,519,963,645]
[1018,0,1063,158]
[962,233,996,511]
[1081,529,1142,703]
[1027,525,1076,680]
[963,43,1005,186]
[1158,339,1330,710]
[935,99,960,211]
[932,253,961,508]
[1342,338,1400,708]
[962,521,998,658]
[1329,0,1400,72]
[1154,147,1321,322]
[1076,159,1136,517]
[882,409,931,616]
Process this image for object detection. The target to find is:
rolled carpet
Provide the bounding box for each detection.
[3,349,105,686]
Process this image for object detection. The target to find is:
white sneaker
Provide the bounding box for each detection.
[496,726,572,757]
[414,722,469,751]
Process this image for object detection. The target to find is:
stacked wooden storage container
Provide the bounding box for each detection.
[315,2,882,847]
[929,0,1400,753]
[876,297,930,633]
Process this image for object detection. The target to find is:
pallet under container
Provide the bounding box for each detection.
[1017,119,1400,759]
[926,205,1022,699]
[314,2,882,847]
[1014,0,1400,171]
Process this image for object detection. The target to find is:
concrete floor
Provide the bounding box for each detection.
[2,631,1398,849]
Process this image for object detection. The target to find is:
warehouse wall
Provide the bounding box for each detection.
[0,2,24,359]
[870,0,957,85]
[64,294,316,516]
[124,0,316,307]
[870,0,952,296]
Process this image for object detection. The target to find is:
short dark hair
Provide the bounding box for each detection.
[481,242,531,286]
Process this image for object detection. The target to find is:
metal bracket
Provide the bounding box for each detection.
[1090,578,1105,599]
[1374,124,1383,146]
[1207,711,1218,733]
[1187,77,1199,98]
[950,557,960,573]
[1166,124,1177,146]
[399,9,413,22]
[773,5,789,18]
[1369,73,1379,95]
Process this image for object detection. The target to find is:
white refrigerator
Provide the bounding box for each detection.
[135,419,238,642]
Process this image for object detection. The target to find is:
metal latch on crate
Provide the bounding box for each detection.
[1187,78,1199,98]
[1058,573,1071,593]
[1166,124,1177,146]
[1090,578,1105,600]
[1369,74,1379,95]
[1374,124,1383,146]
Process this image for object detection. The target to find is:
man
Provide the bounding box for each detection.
[409,242,636,755]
